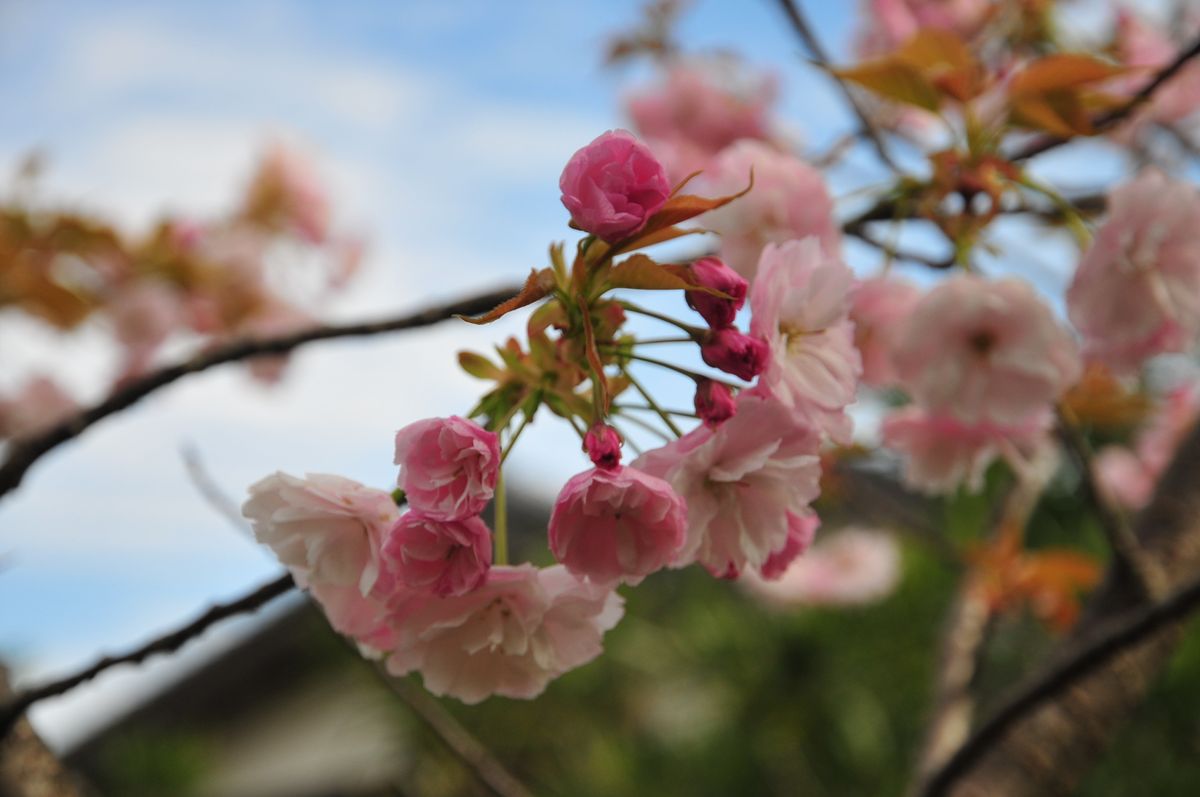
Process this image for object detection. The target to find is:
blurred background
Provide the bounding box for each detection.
[2,0,1198,794]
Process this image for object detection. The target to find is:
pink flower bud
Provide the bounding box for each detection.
[584,423,623,470]
[685,257,748,328]
[549,466,687,585]
[700,327,769,381]
[693,379,737,428]
[381,513,492,598]
[394,417,500,521]
[559,130,671,243]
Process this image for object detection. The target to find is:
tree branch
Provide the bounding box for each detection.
[1011,33,1200,162]
[382,675,536,797]
[774,0,901,172]
[0,284,521,501]
[0,572,297,737]
[917,419,1200,796]
[920,568,1200,797]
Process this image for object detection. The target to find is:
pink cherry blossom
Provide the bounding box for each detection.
[694,379,737,428]
[380,513,492,598]
[238,300,316,384]
[394,416,500,522]
[584,423,623,470]
[748,239,861,443]
[548,465,687,585]
[109,280,180,376]
[1113,10,1200,132]
[686,256,748,328]
[850,276,921,388]
[1094,445,1155,511]
[881,406,1053,494]
[1095,385,1200,510]
[759,512,820,580]
[242,472,399,594]
[853,0,991,58]
[700,327,770,381]
[742,528,901,607]
[893,275,1080,425]
[0,376,77,440]
[385,564,623,704]
[1067,169,1200,373]
[559,130,671,243]
[700,140,840,279]
[627,60,776,182]
[634,393,822,577]
[243,142,331,244]
[308,581,399,654]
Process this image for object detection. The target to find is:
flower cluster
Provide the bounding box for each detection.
[243,128,873,701]
[0,142,361,441]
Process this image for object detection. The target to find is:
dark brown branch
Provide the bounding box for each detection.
[1011,34,1200,162]
[0,284,521,501]
[774,0,901,172]
[918,420,1200,795]
[920,569,1200,797]
[0,572,297,736]
[384,675,536,797]
[1056,408,1165,599]
[847,226,956,269]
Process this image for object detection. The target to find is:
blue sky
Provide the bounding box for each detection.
[0,0,1158,747]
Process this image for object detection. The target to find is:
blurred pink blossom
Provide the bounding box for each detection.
[749,238,861,443]
[548,465,688,585]
[0,376,78,440]
[242,472,398,595]
[635,393,822,578]
[380,513,492,598]
[559,129,671,243]
[882,406,1053,494]
[1112,10,1200,132]
[894,275,1080,425]
[627,60,776,182]
[853,0,992,58]
[759,512,821,581]
[393,416,500,522]
[742,528,902,607]
[243,142,331,245]
[701,141,840,279]
[1095,385,1200,510]
[109,280,180,376]
[1067,169,1200,373]
[850,275,921,388]
[385,564,623,704]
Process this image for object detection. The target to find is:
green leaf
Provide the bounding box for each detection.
[457,350,504,380]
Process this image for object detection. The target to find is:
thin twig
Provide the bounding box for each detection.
[919,569,1200,797]
[1056,406,1166,599]
[774,0,901,172]
[1010,34,1200,162]
[847,227,956,269]
[0,284,521,501]
[382,675,536,797]
[0,572,297,737]
[181,445,251,536]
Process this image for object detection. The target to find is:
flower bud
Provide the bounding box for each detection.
[559,130,671,243]
[700,327,769,381]
[693,379,737,428]
[685,257,748,328]
[584,423,623,470]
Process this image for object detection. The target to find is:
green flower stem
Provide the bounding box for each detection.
[615,410,674,443]
[619,351,741,391]
[501,407,535,465]
[614,403,699,419]
[619,302,704,337]
[621,367,683,438]
[494,467,509,566]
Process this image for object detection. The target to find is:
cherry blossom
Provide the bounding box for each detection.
[559,129,671,243]
[393,416,501,522]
